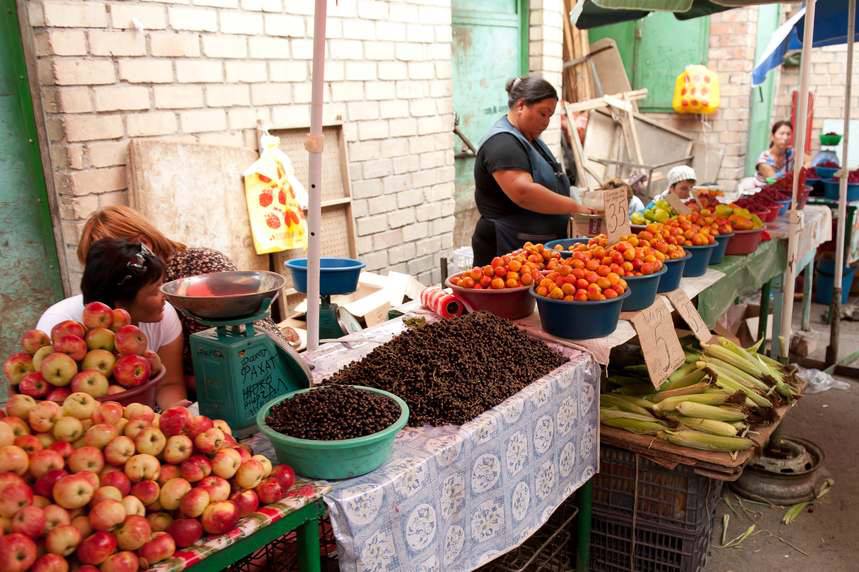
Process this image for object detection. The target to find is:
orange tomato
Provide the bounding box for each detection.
[506,278,519,288]
[491,277,505,289]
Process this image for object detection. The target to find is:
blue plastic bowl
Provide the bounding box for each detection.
[814,266,855,305]
[709,233,734,265]
[544,237,589,258]
[682,244,716,277]
[285,257,365,296]
[658,253,691,293]
[815,166,839,179]
[823,179,859,202]
[531,286,631,340]
[776,199,791,216]
[622,266,667,312]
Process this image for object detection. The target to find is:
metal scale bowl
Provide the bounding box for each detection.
[161,271,310,438]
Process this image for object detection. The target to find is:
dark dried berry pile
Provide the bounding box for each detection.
[326,312,568,427]
[266,385,401,440]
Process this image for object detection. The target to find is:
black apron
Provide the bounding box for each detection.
[472,117,571,266]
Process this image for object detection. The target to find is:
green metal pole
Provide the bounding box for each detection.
[576,479,593,572]
[297,517,322,572]
[802,260,813,331]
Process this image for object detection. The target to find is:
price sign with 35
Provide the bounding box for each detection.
[603,187,630,243]
[630,299,685,388]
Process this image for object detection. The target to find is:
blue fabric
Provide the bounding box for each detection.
[753,0,859,86]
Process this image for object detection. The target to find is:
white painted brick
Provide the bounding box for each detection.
[87,141,127,168]
[369,197,395,216]
[431,80,452,98]
[397,188,423,208]
[53,60,116,86]
[93,85,150,111]
[372,229,402,252]
[379,99,409,119]
[347,101,380,121]
[396,43,430,62]
[324,61,345,81]
[206,84,250,106]
[357,119,388,140]
[110,3,167,30]
[388,207,415,229]
[220,10,263,34]
[154,85,204,109]
[415,203,437,222]
[241,0,282,11]
[427,182,455,202]
[406,24,434,43]
[416,236,442,257]
[431,216,455,235]
[409,62,435,80]
[420,150,446,170]
[35,30,87,56]
[408,136,434,155]
[403,221,429,242]
[348,141,381,162]
[388,242,416,264]
[127,111,178,136]
[176,59,224,83]
[169,6,218,32]
[389,118,417,138]
[249,36,291,58]
[393,154,420,174]
[118,59,173,84]
[291,39,314,59]
[64,115,124,143]
[362,251,388,271]
[332,82,365,102]
[329,39,363,60]
[364,41,395,60]
[225,60,267,82]
[358,1,387,20]
[365,81,396,100]
[346,61,376,81]
[180,109,227,133]
[342,19,376,41]
[361,158,392,179]
[43,1,107,28]
[269,61,308,82]
[440,232,454,250]
[389,4,419,22]
[264,13,304,36]
[251,83,291,105]
[28,2,45,27]
[324,17,343,39]
[435,25,453,43]
[356,215,388,236]
[291,82,312,103]
[88,31,146,56]
[352,179,384,199]
[418,115,448,135]
[380,137,409,158]
[352,199,369,220]
[375,20,406,42]
[379,62,407,80]
[228,107,263,129]
[396,80,430,99]
[53,87,93,113]
[195,0,239,7]
[150,32,201,57]
[407,255,434,275]
[410,99,437,117]
[202,35,248,58]
[431,42,452,60]
[327,1,356,18]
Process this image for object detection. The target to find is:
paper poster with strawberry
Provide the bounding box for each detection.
[242,135,307,254]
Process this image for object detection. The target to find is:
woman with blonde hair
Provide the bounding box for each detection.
[77,205,288,380]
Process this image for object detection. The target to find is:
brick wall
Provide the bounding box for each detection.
[529,0,565,159]
[24,0,460,289]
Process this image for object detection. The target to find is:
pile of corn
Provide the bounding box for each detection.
[602,337,796,453]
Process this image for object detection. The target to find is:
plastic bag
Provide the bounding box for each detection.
[796,368,851,394]
[243,135,307,254]
[672,65,720,114]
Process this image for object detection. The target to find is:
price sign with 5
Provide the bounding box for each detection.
[631,300,686,388]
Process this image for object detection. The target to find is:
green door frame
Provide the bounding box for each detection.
[1,2,63,289]
[745,3,781,176]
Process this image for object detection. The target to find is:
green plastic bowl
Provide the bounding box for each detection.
[256,385,409,480]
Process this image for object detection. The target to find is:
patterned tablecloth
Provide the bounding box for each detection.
[147,479,331,572]
[289,318,600,572]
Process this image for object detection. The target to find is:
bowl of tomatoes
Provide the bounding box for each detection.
[446,244,562,320]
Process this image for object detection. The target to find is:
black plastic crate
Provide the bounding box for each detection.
[593,445,723,534]
[589,506,714,572]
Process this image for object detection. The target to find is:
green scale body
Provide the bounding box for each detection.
[190,314,309,438]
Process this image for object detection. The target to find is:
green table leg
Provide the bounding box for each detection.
[576,478,593,572]
[297,516,322,572]
[802,260,814,331]
[758,279,771,348]
[770,274,784,359]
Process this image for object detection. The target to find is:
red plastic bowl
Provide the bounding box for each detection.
[725,228,764,255]
[97,369,165,407]
[446,278,535,320]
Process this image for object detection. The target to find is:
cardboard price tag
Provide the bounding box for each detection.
[664,192,692,216]
[665,290,712,344]
[603,187,630,243]
[630,300,686,388]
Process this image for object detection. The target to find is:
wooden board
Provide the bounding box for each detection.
[127,140,268,272]
[588,38,635,108]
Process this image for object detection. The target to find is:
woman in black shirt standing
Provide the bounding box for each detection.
[471,76,594,266]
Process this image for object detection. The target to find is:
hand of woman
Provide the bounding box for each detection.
[570,202,600,216]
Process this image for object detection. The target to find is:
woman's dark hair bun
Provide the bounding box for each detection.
[506,75,557,109]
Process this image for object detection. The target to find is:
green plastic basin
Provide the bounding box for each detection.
[256,385,409,480]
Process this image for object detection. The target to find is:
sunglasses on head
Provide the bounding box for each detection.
[117,243,155,286]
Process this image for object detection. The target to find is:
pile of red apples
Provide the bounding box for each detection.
[0,394,296,572]
[4,302,163,402]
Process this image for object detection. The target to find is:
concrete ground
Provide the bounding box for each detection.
[705,300,859,571]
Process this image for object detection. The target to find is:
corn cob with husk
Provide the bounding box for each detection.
[645,381,711,403]
[600,407,667,435]
[659,429,755,452]
[675,401,747,422]
[652,391,730,413]
[665,414,739,437]
[601,394,655,416]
